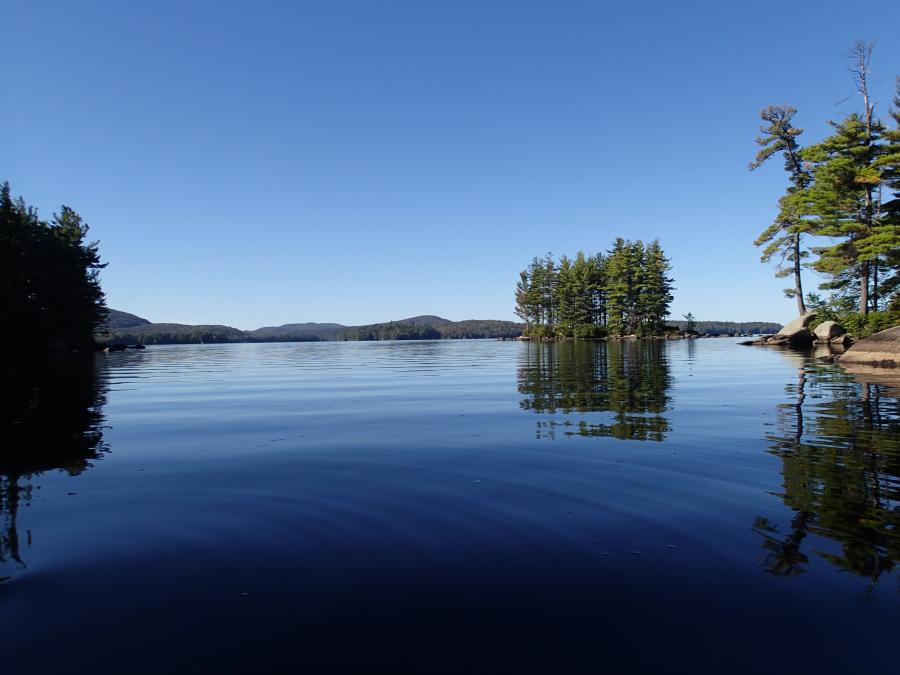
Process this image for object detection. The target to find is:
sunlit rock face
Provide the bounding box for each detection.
[840,326,900,368]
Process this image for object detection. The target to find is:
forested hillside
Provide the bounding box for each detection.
[667,320,780,335]
[337,322,442,341]
[436,320,522,339]
[105,323,251,345]
[104,309,151,331]
[101,313,526,344]
[248,323,344,341]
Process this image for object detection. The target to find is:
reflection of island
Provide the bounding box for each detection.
[0,356,108,570]
[754,352,900,587]
[518,340,671,441]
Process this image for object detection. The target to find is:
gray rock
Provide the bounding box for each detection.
[788,328,814,346]
[838,326,900,368]
[777,312,818,336]
[830,334,853,348]
[814,320,845,341]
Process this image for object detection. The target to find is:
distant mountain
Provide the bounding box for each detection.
[104,322,249,345]
[100,311,779,345]
[104,309,152,331]
[100,311,523,344]
[392,315,453,327]
[337,321,442,341]
[430,319,523,339]
[248,322,347,341]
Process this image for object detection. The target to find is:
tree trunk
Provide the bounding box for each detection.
[872,258,879,312]
[793,233,806,315]
[859,260,869,316]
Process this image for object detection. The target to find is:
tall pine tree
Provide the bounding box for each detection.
[749,105,813,315]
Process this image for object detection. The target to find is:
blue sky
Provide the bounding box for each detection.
[5,0,899,328]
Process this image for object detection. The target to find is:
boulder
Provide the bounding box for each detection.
[777,312,818,336]
[814,320,845,341]
[838,326,900,368]
[787,328,814,346]
[830,334,853,348]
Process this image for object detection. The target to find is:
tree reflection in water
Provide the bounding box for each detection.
[755,351,900,588]
[518,340,671,441]
[0,355,108,572]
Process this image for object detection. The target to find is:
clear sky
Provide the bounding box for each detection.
[5,0,899,328]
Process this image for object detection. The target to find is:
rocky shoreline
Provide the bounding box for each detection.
[741,313,899,370]
[837,326,900,368]
[740,313,853,349]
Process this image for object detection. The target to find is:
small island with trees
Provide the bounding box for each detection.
[514,238,674,339]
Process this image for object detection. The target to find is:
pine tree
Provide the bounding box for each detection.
[553,255,572,336]
[802,43,887,316]
[683,313,697,333]
[870,77,900,307]
[639,240,674,335]
[749,105,813,315]
[514,241,674,339]
[803,111,886,315]
[604,239,629,337]
[0,182,107,350]
[626,241,645,333]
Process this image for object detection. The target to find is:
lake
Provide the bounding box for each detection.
[2,339,898,673]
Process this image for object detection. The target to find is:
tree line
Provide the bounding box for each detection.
[336,319,523,341]
[751,42,900,335]
[1,182,106,351]
[514,239,673,338]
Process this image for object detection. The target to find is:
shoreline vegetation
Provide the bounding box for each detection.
[749,42,899,338]
[1,182,106,353]
[100,309,780,346]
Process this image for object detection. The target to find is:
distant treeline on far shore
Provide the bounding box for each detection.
[101,311,525,344]
[102,309,779,345]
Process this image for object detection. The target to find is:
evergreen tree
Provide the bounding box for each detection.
[683,313,697,333]
[639,240,674,335]
[802,42,887,316]
[0,182,107,351]
[803,111,886,315]
[625,240,645,333]
[750,105,813,315]
[515,241,674,339]
[554,255,576,336]
[870,77,900,307]
[604,238,630,337]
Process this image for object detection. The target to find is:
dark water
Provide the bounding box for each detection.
[1,339,898,674]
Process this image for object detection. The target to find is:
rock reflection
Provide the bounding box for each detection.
[0,355,108,571]
[518,340,671,441]
[755,352,900,587]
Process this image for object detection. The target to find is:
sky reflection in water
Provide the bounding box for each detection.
[1,340,898,673]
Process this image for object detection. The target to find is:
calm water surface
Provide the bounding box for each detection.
[2,339,898,673]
